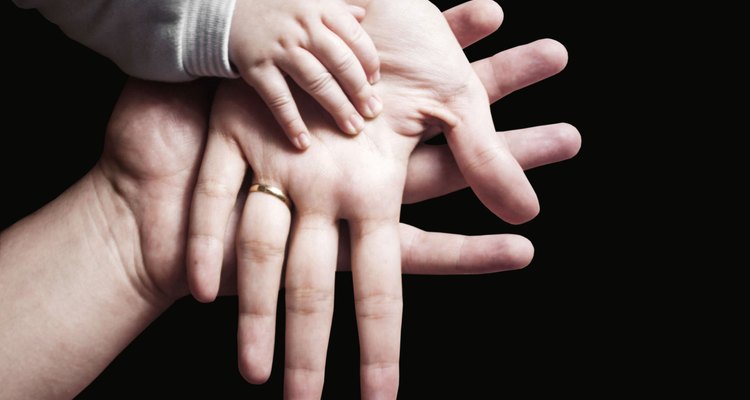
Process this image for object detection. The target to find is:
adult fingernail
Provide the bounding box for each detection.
[295,132,311,149]
[364,95,382,118]
[346,114,365,135]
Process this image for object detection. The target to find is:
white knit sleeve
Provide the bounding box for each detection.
[12,0,240,82]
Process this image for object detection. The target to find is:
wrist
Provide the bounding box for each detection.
[86,165,178,308]
[183,0,239,79]
[0,167,172,398]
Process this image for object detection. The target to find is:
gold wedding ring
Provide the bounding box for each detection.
[249,183,292,209]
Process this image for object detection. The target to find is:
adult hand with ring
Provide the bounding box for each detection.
[186,2,575,399]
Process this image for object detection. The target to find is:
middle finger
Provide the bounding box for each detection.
[283,213,339,398]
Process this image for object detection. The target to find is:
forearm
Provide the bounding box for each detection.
[12,0,237,81]
[0,168,169,399]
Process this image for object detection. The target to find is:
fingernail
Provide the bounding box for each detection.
[364,95,382,118]
[295,132,311,149]
[348,5,366,19]
[346,114,365,135]
[369,70,381,84]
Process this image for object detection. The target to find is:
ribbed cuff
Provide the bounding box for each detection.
[182,0,239,79]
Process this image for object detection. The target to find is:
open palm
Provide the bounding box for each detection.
[186,0,578,398]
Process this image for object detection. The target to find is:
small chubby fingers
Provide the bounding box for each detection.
[322,10,381,85]
[244,65,312,150]
[187,132,247,303]
[404,123,581,203]
[347,4,367,21]
[236,187,292,384]
[279,47,367,136]
[283,214,339,399]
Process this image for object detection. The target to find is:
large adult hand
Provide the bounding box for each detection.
[356,0,541,225]
[188,0,577,301]
[102,33,575,307]
[185,1,577,398]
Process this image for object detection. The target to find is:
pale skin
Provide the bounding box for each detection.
[0,2,579,399]
[187,0,576,398]
[230,0,381,149]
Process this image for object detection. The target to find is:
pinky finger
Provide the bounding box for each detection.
[398,225,534,275]
[347,5,366,21]
[244,66,312,150]
[335,224,535,275]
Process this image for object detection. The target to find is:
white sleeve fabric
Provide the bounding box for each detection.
[13,0,240,82]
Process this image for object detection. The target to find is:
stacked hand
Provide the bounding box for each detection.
[174,0,579,397]
[230,0,382,148]
[1,1,579,398]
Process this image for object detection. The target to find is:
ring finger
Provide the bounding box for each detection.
[237,182,293,384]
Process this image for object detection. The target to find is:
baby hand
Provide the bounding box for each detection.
[229,0,382,149]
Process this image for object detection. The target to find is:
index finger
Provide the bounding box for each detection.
[442,0,504,48]
[473,39,568,104]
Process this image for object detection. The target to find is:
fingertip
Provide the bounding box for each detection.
[348,5,367,21]
[364,52,381,84]
[186,237,223,303]
[238,344,273,385]
[188,273,220,303]
[503,195,540,225]
[293,131,312,150]
[474,0,504,34]
[536,38,569,74]
[555,122,582,159]
[344,113,365,135]
[444,0,504,48]
[188,279,220,303]
[362,94,383,119]
[501,235,535,270]
[368,69,381,85]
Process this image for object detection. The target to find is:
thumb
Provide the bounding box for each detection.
[439,78,540,224]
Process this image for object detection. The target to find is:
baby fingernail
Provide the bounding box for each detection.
[347,114,365,135]
[369,70,381,84]
[365,95,382,118]
[296,132,311,149]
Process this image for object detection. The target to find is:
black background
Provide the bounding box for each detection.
[1,1,632,397]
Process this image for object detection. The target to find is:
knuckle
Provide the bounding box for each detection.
[361,363,399,397]
[350,20,366,39]
[464,143,504,173]
[188,232,222,246]
[345,21,366,46]
[237,238,286,265]
[194,178,235,200]
[354,290,402,321]
[352,217,395,240]
[305,71,336,96]
[240,307,276,321]
[283,365,324,396]
[331,53,358,75]
[286,286,333,316]
[244,61,274,81]
[265,92,295,110]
